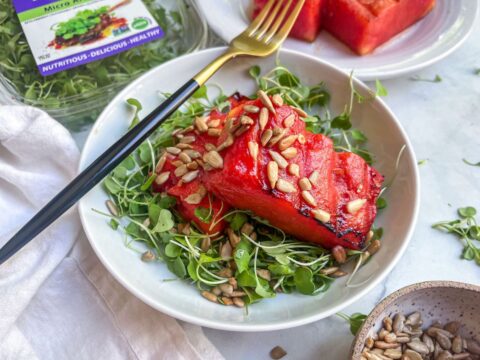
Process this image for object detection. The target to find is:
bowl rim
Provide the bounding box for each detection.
[351,281,480,357]
[78,46,421,331]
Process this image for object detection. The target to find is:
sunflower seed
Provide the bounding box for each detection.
[208,119,221,128]
[347,198,367,214]
[383,348,402,359]
[270,345,287,360]
[393,313,406,334]
[205,143,216,151]
[232,297,245,308]
[422,333,435,353]
[226,228,241,247]
[268,127,286,146]
[194,116,209,132]
[207,128,222,137]
[309,170,320,186]
[241,115,255,125]
[180,135,195,144]
[320,266,339,275]
[240,222,254,236]
[452,336,463,353]
[367,239,381,255]
[166,146,181,155]
[283,114,295,128]
[187,161,199,170]
[406,312,421,327]
[248,141,259,160]
[220,241,232,259]
[267,161,278,189]
[172,160,184,167]
[182,170,199,183]
[141,250,155,262]
[407,339,429,355]
[437,351,453,360]
[258,107,269,131]
[203,151,223,169]
[298,133,306,144]
[221,297,233,306]
[332,245,347,264]
[374,341,400,350]
[228,277,238,289]
[452,353,470,359]
[174,164,188,177]
[436,332,452,350]
[201,237,211,252]
[234,125,250,137]
[244,104,260,113]
[155,153,167,173]
[278,135,298,151]
[444,322,461,335]
[466,339,480,354]
[219,283,233,296]
[293,107,308,118]
[299,178,312,191]
[301,190,317,207]
[179,152,192,163]
[105,200,119,217]
[260,129,273,147]
[331,270,347,278]
[311,209,330,223]
[281,147,297,159]
[178,223,191,235]
[383,317,393,332]
[258,90,275,113]
[217,268,232,278]
[272,94,283,106]
[229,291,246,298]
[201,291,217,303]
[155,171,170,185]
[184,149,201,159]
[269,150,288,169]
[217,134,234,151]
[276,179,296,193]
[180,125,194,134]
[185,193,203,205]
[288,163,300,177]
[256,269,271,281]
[403,349,422,360]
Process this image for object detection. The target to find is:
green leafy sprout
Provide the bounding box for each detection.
[337,312,368,335]
[0,0,186,128]
[99,64,385,307]
[433,206,480,266]
[55,7,109,40]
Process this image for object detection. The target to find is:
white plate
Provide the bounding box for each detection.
[78,48,420,331]
[196,0,479,80]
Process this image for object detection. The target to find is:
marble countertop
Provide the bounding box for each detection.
[72,21,480,360]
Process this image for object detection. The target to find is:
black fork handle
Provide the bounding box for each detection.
[0,79,200,265]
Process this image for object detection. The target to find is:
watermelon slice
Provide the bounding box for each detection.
[322,0,436,55]
[252,0,324,42]
[153,93,383,250]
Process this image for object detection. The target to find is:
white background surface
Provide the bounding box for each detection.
[71,20,480,360]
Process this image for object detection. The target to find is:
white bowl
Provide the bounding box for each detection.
[78,47,420,331]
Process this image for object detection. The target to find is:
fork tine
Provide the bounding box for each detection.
[254,0,286,39]
[247,0,276,36]
[271,0,305,43]
[264,0,293,42]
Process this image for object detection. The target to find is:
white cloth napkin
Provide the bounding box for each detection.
[0,105,223,360]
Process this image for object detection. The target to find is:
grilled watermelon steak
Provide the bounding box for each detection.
[323,0,436,55]
[153,93,383,250]
[252,0,324,42]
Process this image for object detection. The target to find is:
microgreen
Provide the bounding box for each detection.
[433,206,480,266]
[410,74,442,83]
[337,312,368,335]
[417,159,428,166]
[463,159,480,167]
[98,64,381,306]
[55,7,109,40]
[0,0,185,128]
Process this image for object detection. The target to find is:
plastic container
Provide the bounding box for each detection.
[0,0,207,130]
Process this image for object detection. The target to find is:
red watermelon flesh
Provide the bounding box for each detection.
[322,0,436,55]
[153,94,383,250]
[252,0,324,42]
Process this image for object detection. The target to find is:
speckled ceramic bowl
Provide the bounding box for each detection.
[351,281,480,359]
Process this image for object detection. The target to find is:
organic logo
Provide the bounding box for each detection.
[132,17,149,30]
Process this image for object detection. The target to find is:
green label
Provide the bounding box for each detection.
[18,0,92,22]
[132,17,149,30]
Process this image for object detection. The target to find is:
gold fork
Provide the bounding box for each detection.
[0,0,305,265]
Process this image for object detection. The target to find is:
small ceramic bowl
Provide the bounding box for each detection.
[351,281,480,359]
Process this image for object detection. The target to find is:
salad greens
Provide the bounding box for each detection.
[100,65,384,307]
[0,0,186,128]
[55,7,109,40]
[337,312,368,335]
[433,206,480,266]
